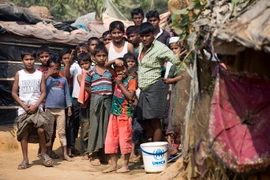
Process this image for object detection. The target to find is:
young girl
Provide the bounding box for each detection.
[45,57,73,161]
[103,58,137,173]
[106,21,134,61]
[84,44,116,166]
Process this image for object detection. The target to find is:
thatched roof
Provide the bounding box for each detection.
[212,0,270,54]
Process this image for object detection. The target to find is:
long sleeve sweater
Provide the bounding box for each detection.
[45,76,72,109]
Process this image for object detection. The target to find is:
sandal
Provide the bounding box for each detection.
[18,160,30,170]
[38,154,54,167]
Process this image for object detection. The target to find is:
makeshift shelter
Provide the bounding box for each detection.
[180,0,270,179]
[0,4,97,125]
[155,0,270,179]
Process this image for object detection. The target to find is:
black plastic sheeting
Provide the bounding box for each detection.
[0,44,62,61]
[0,35,74,61]
[54,23,77,32]
[0,81,15,106]
[0,109,18,125]
[0,4,50,24]
[0,25,6,33]
[0,62,24,78]
[0,34,75,125]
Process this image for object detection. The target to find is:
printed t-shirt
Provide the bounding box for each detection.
[110,76,137,117]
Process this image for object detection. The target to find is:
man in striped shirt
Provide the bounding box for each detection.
[136,22,180,142]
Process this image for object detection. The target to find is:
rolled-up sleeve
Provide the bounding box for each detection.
[158,45,180,65]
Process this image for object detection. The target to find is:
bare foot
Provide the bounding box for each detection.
[130,153,136,157]
[168,145,178,156]
[116,166,130,173]
[81,154,89,160]
[67,148,74,157]
[90,158,101,166]
[48,151,60,159]
[64,154,74,162]
[129,155,141,162]
[71,148,81,156]
[103,166,117,173]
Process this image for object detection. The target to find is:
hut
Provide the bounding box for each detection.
[183,0,270,179]
[0,4,95,125]
[155,0,270,179]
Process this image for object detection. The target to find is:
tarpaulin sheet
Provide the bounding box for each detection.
[209,67,270,173]
[0,4,49,24]
[0,62,24,78]
[0,34,76,125]
[0,109,18,125]
[0,80,16,106]
[0,43,65,61]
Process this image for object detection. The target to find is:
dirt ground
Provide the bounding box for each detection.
[0,126,173,180]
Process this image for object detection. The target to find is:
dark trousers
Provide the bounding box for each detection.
[80,106,90,155]
[66,98,80,148]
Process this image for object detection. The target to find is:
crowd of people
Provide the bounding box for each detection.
[12,8,187,173]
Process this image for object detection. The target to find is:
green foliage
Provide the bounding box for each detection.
[10,0,104,20]
[10,0,168,20]
[231,0,241,4]
[170,0,206,41]
[113,0,168,20]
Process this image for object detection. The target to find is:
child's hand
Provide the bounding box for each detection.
[67,107,72,117]
[48,67,59,75]
[114,59,123,67]
[23,105,30,113]
[115,75,123,84]
[68,50,75,64]
[47,67,54,76]
[129,98,138,107]
[163,78,173,84]
[28,104,38,114]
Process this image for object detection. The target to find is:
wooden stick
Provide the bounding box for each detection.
[0,106,19,109]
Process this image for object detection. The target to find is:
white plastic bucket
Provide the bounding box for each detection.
[140,141,168,173]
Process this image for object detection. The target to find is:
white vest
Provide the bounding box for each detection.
[18,69,42,115]
[108,41,128,61]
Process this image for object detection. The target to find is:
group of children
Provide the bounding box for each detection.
[13,8,185,172]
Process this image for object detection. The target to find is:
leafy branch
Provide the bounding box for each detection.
[170,0,206,41]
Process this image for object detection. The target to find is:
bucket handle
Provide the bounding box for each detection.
[140,146,168,156]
